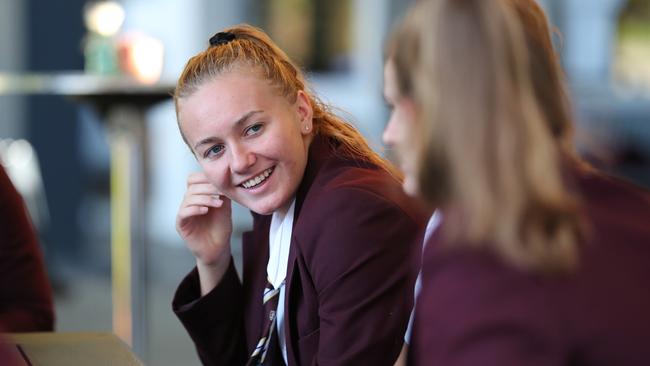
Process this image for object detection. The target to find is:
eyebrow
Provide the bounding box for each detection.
[193,110,264,151]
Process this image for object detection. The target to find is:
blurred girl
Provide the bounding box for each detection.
[384,0,650,364]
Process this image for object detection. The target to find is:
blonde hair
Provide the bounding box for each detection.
[175,24,399,177]
[388,0,584,273]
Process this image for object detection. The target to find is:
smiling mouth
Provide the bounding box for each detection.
[240,167,275,189]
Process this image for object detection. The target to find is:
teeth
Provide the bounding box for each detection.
[242,168,273,189]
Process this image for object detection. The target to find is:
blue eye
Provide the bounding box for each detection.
[244,123,263,136]
[205,144,224,158]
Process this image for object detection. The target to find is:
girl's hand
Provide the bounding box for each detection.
[176,172,233,268]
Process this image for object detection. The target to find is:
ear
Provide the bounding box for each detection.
[295,90,314,135]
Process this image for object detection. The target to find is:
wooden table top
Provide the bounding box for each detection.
[3,332,143,366]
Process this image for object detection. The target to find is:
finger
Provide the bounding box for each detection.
[177,205,209,221]
[187,171,211,186]
[186,182,222,196]
[176,206,211,234]
[177,206,209,231]
[182,194,224,209]
[220,195,232,206]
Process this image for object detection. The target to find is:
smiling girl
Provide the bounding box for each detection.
[171,25,425,366]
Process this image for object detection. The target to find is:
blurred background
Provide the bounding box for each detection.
[0,0,648,365]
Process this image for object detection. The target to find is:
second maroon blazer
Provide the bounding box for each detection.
[410,167,650,366]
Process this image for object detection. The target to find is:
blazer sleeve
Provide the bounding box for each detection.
[302,187,420,365]
[172,258,247,366]
[410,251,564,366]
[0,167,54,332]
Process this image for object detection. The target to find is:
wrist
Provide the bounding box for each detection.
[196,253,231,296]
[196,251,231,271]
[195,243,232,267]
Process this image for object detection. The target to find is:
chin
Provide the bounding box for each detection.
[402,177,420,198]
[244,202,274,216]
[251,206,275,216]
[247,197,286,216]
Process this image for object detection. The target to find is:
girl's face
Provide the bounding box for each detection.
[382,59,421,197]
[178,70,313,215]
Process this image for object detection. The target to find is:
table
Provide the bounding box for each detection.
[0,72,175,360]
[3,332,143,365]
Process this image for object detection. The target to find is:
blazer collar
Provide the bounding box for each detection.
[284,133,334,365]
[293,134,334,220]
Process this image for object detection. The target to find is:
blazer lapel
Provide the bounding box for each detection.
[283,237,299,365]
[283,135,332,365]
[242,213,272,352]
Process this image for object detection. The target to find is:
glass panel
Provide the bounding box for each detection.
[614,0,650,93]
[254,0,351,72]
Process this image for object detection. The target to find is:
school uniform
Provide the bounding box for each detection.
[409,167,650,365]
[174,135,425,365]
[0,165,54,332]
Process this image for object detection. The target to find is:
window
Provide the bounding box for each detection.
[251,0,352,72]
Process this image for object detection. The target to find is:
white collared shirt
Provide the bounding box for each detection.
[267,199,296,364]
[404,210,442,344]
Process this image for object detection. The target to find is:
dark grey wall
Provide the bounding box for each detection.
[26,0,87,264]
[0,1,26,138]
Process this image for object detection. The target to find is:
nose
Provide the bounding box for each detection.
[229,142,256,174]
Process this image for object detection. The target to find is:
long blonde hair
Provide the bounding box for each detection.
[389,0,584,273]
[175,24,399,177]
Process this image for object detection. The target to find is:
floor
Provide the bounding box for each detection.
[53,246,204,366]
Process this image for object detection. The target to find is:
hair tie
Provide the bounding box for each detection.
[209,31,236,47]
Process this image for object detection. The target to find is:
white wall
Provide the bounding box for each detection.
[563,0,627,86]
[121,0,254,246]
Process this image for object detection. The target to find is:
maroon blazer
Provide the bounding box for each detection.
[0,165,54,332]
[410,167,650,365]
[173,136,425,365]
[0,336,24,366]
